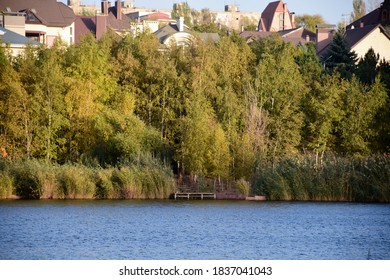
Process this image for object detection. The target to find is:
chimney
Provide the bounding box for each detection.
[177,16,184,32]
[290,12,295,28]
[316,25,336,54]
[306,34,310,42]
[116,0,122,20]
[101,1,109,15]
[360,21,364,28]
[96,14,107,40]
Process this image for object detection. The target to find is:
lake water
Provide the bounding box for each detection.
[0,200,389,260]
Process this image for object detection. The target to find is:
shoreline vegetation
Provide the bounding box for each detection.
[1,31,390,203]
[0,154,389,202]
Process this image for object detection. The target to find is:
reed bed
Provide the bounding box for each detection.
[252,154,390,202]
[0,158,175,200]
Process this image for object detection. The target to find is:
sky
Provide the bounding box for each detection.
[62,0,381,25]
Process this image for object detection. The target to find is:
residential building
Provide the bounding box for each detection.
[212,5,261,32]
[154,17,220,47]
[0,26,40,56]
[128,12,174,35]
[155,17,194,47]
[258,0,296,32]
[317,0,390,61]
[75,0,131,43]
[345,24,390,61]
[0,0,75,47]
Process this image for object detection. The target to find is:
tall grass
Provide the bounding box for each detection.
[252,154,390,202]
[0,170,13,198]
[0,157,175,200]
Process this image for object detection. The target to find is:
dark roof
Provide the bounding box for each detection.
[0,27,40,46]
[240,31,273,42]
[0,0,75,27]
[240,27,315,45]
[347,9,381,30]
[346,0,390,30]
[75,16,96,44]
[107,6,130,31]
[345,24,390,48]
[154,23,190,43]
[317,24,390,58]
[280,27,316,44]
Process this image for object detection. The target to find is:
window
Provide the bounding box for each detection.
[279,13,284,30]
[382,10,388,21]
[70,27,73,36]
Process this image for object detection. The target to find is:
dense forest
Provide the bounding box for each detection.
[0,30,389,201]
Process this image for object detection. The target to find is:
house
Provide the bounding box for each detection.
[75,0,131,43]
[345,24,390,61]
[258,0,296,32]
[0,0,75,47]
[154,17,195,47]
[154,17,220,48]
[128,12,175,35]
[317,0,390,61]
[240,26,315,45]
[0,26,40,56]
[344,0,390,61]
[212,5,261,32]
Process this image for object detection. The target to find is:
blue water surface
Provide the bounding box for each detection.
[0,200,389,260]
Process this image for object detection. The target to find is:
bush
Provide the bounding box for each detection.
[10,160,42,199]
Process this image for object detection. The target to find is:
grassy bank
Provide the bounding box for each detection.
[0,158,176,199]
[252,154,390,203]
[1,155,389,202]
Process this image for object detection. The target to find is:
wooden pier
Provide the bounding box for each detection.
[173,192,216,200]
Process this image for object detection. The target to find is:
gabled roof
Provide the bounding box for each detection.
[345,24,390,48]
[279,26,316,44]
[259,1,284,31]
[346,0,390,30]
[347,9,381,30]
[0,27,40,46]
[240,27,315,45]
[240,31,273,42]
[0,0,75,27]
[75,16,96,44]
[107,6,130,31]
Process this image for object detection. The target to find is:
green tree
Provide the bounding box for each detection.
[321,31,358,79]
[337,77,387,155]
[171,2,192,27]
[303,74,345,161]
[295,14,327,33]
[356,47,379,85]
[252,37,307,159]
[351,0,367,22]
[34,42,68,161]
[0,65,33,158]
